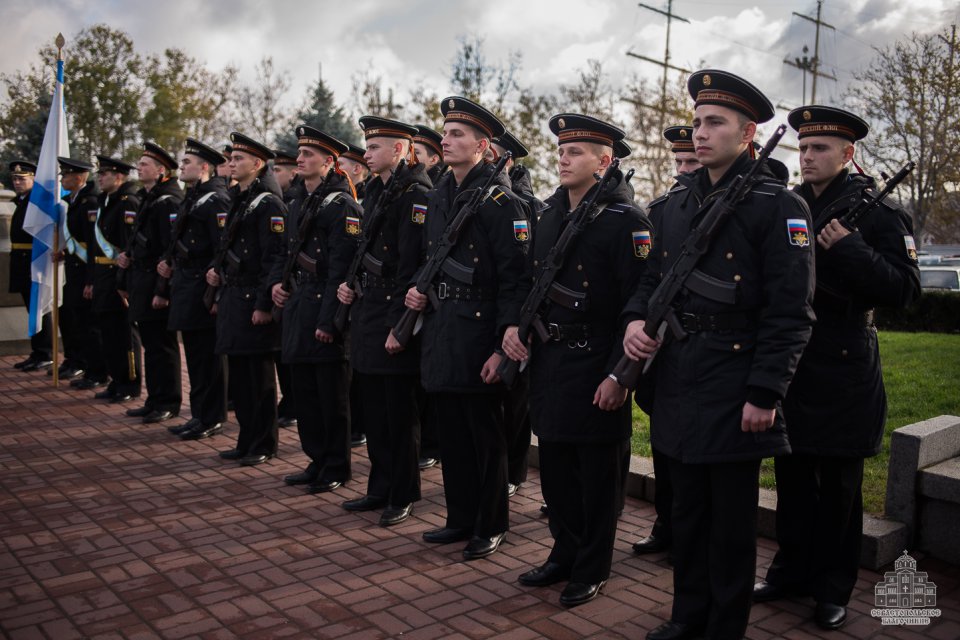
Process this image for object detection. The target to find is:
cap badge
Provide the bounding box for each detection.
[558,118,566,129]
[702,74,712,86]
[803,110,812,121]
[448,99,455,109]
[679,129,687,138]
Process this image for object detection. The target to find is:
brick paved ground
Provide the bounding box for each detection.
[1,355,958,640]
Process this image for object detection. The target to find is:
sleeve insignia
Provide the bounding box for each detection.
[904,235,918,261]
[632,230,651,258]
[411,204,427,225]
[124,211,136,225]
[787,218,810,247]
[217,212,227,228]
[169,212,178,225]
[270,216,285,233]
[346,216,361,236]
[513,219,530,242]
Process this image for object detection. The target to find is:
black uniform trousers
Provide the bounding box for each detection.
[503,370,531,486]
[18,291,52,360]
[432,392,508,537]
[59,300,106,379]
[765,454,864,606]
[229,353,277,456]
[355,371,421,506]
[418,387,441,460]
[668,455,761,640]
[96,310,142,396]
[290,361,350,483]
[181,328,227,426]
[651,446,674,540]
[137,317,182,412]
[539,439,623,583]
[350,371,365,441]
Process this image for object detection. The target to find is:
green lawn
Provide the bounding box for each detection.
[629,331,960,514]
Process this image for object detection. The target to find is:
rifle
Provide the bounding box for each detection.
[495,158,622,388]
[829,161,915,232]
[116,194,151,292]
[203,183,264,310]
[333,159,406,332]
[392,152,511,346]
[609,125,787,389]
[271,169,337,322]
[156,188,215,298]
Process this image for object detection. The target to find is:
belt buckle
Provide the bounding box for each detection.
[546,323,562,341]
[361,272,368,288]
[680,312,700,333]
[437,282,448,300]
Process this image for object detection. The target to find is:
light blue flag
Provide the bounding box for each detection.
[22,55,69,336]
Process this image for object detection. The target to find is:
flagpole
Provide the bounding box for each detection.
[51,33,65,389]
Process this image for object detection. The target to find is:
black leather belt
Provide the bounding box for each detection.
[814,307,875,328]
[436,281,495,301]
[293,269,320,284]
[362,273,396,290]
[543,322,608,342]
[679,311,755,333]
[175,257,210,269]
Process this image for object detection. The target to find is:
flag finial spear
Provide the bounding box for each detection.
[55,33,65,60]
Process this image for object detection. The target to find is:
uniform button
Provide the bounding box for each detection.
[474,257,479,263]
[663,251,668,257]
[385,295,391,301]
[577,264,583,271]
[475,311,481,318]
[469,244,474,249]
[733,343,741,351]
[726,252,734,259]
[533,260,539,266]
[383,246,388,251]
[734,274,742,282]
[841,349,848,357]
[583,281,589,287]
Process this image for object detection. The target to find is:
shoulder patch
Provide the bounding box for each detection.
[124,211,136,225]
[216,212,227,228]
[605,203,629,215]
[345,215,361,236]
[632,230,651,258]
[513,219,530,242]
[904,235,918,261]
[169,212,178,225]
[270,216,285,233]
[787,218,810,247]
[411,203,427,225]
[488,186,510,207]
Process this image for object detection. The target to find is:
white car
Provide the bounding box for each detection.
[919,266,960,291]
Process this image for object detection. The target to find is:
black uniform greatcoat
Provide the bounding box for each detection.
[508,164,544,228]
[168,178,231,331]
[526,172,650,444]
[89,182,141,314]
[8,189,34,295]
[350,162,431,375]
[123,178,184,323]
[62,181,100,306]
[418,161,528,393]
[622,153,816,464]
[270,171,361,363]
[214,172,285,356]
[784,169,921,457]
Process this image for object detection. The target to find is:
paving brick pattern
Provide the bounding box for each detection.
[1,355,958,639]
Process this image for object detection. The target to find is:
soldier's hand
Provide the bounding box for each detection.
[741,402,775,432]
[593,377,628,411]
[206,269,220,286]
[117,289,129,300]
[82,284,93,300]
[623,319,660,360]
[151,295,169,310]
[502,326,528,362]
[117,252,131,269]
[251,309,272,325]
[480,352,503,384]
[405,287,427,311]
[157,261,173,278]
[337,283,356,305]
[271,283,290,307]
[315,328,334,343]
[385,331,405,355]
[817,218,852,250]
[51,250,66,263]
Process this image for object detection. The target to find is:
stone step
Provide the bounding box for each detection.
[919,457,960,503]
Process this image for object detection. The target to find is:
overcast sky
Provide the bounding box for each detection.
[1,0,957,154]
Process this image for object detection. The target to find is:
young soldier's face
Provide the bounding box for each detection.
[180,155,205,183]
[798,136,854,187]
[296,146,331,181]
[11,174,34,195]
[413,143,439,168]
[674,152,701,176]
[442,122,486,167]
[557,142,608,190]
[230,151,259,182]
[692,104,753,169]
[137,156,164,184]
[363,137,400,175]
[273,164,296,190]
[97,170,123,194]
[60,172,85,192]
[337,157,364,180]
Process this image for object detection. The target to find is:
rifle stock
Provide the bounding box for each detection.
[609,125,787,389]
